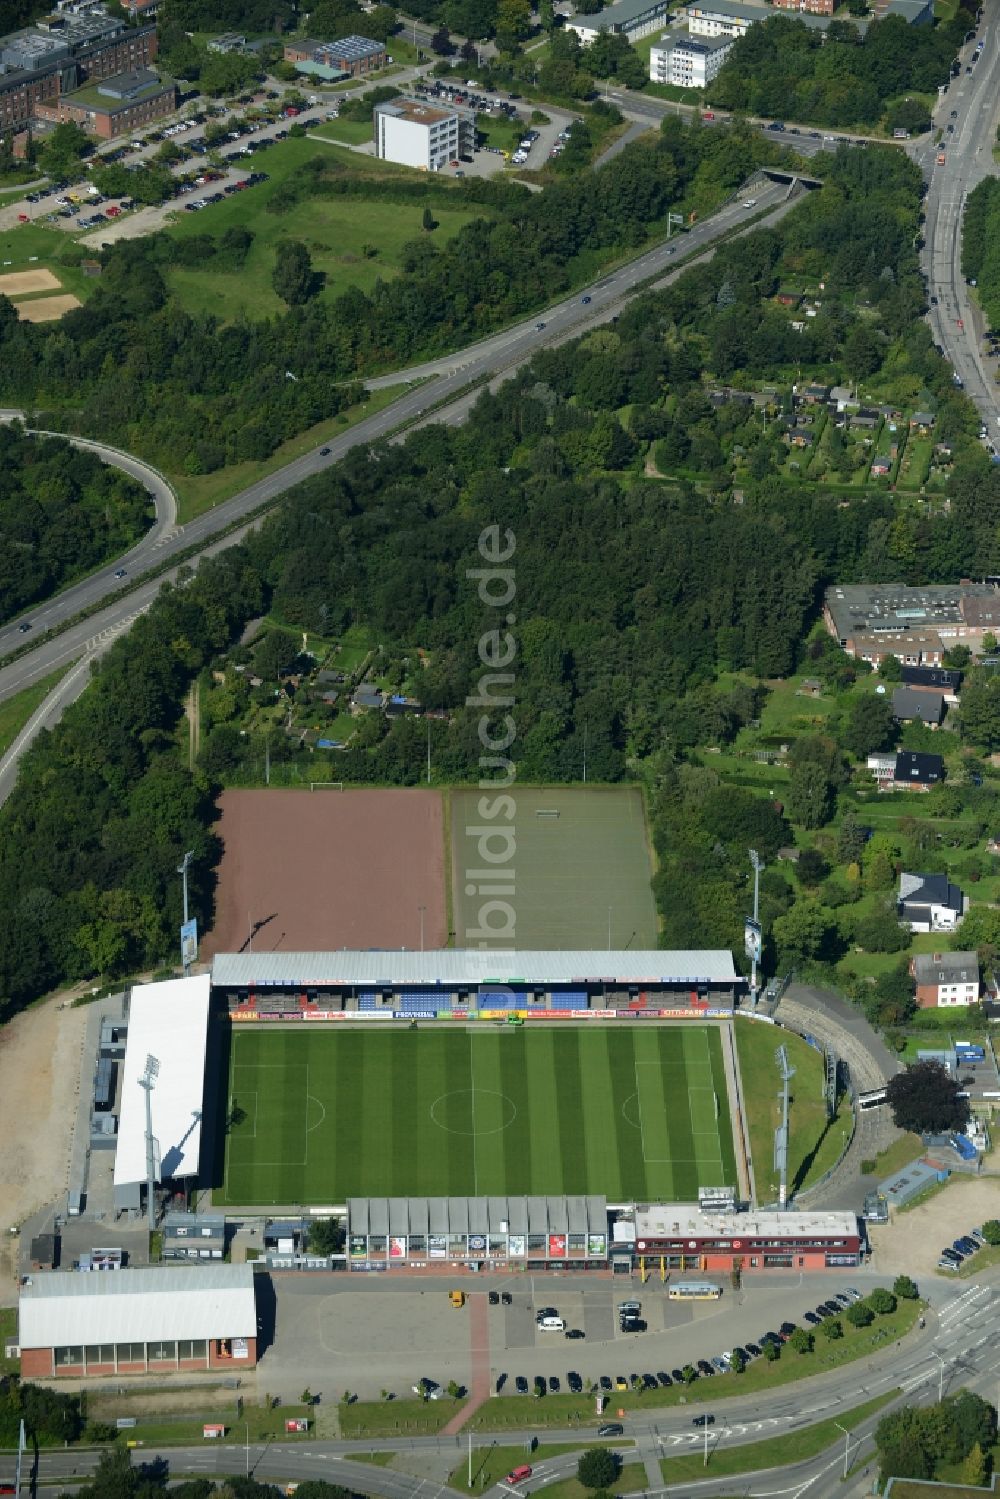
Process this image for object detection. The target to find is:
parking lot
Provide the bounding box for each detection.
[259,1268,910,1402]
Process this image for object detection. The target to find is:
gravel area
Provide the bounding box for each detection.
[869,1173,1000,1279]
[0,989,89,1299]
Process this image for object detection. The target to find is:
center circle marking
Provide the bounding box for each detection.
[430,1089,517,1136]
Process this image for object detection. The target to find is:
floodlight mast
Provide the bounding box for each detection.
[749,849,764,1007]
[774,1045,796,1210]
[139,1054,160,1231]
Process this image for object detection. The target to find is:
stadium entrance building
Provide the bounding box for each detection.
[614,1203,862,1272]
[19,1265,258,1378]
[212,950,741,1019]
[346,1196,609,1270]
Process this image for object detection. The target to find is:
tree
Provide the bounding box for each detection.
[421,206,437,231]
[960,1442,989,1488]
[786,761,834,829]
[893,1274,918,1300]
[773,899,840,962]
[577,1449,620,1489]
[730,1348,746,1373]
[681,1364,698,1384]
[842,692,896,758]
[885,1060,971,1135]
[255,630,300,681]
[796,848,829,885]
[272,240,317,306]
[960,676,1000,752]
[819,1316,843,1340]
[846,1301,874,1327]
[762,1339,780,1362]
[867,1288,897,1315]
[878,654,903,682]
[788,1327,814,1354]
[307,1218,344,1253]
[980,1220,1000,1245]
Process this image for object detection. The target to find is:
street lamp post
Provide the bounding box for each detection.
[934,1351,947,1402]
[834,1421,850,1480]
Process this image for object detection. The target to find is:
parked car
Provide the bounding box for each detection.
[489,1290,500,1305]
[599,1375,612,1390]
[598,1423,623,1437]
[515,1376,528,1394]
[548,1376,560,1393]
[567,1372,583,1393]
[565,1328,585,1339]
[656,1372,672,1387]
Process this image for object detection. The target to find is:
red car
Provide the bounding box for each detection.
[17,213,28,222]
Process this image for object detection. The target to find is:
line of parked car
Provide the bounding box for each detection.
[938,1225,988,1272]
[492,1289,869,1427]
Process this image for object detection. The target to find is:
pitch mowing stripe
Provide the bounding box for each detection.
[498,1031,533,1194]
[708,1028,739,1184]
[524,1027,565,1195]
[448,1030,476,1194]
[579,1028,626,1198]
[470,1030,507,1193]
[553,1026,587,1193]
[610,1030,652,1203]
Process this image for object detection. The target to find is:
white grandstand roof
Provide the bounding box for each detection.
[113,974,211,1188]
[19,1265,256,1349]
[633,1204,859,1240]
[211,949,739,986]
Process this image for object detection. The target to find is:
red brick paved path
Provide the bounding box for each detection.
[442,1292,491,1435]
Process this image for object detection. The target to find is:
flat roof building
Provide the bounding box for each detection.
[624,1203,862,1269]
[825,583,1000,663]
[373,95,474,171]
[19,1264,258,1378]
[113,974,210,1214]
[347,1195,608,1269]
[283,34,385,78]
[649,28,733,86]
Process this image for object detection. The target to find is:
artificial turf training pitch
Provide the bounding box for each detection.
[218,1025,738,1205]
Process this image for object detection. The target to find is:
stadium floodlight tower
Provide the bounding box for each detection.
[139,1054,160,1231]
[747,848,764,1008]
[774,1045,795,1210]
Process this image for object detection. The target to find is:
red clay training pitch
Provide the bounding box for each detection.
[204,788,447,954]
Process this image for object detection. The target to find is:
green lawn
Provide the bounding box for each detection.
[0,664,76,756]
[163,138,486,322]
[310,118,377,146]
[217,1024,737,1204]
[0,1309,17,1375]
[735,1018,852,1200]
[658,1391,896,1482]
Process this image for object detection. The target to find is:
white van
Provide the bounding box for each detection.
[538,1316,566,1331]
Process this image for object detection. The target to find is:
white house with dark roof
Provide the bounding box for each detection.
[898,872,965,933]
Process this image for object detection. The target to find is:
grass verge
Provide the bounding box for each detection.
[449,1441,629,1491]
[539,1464,648,1499]
[173,383,409,522]
[338,1398,455,1438]
[0,1308,17,1375]
[0,663,76,755]
[734,1017,852,1200]
[658,1391,897,1481]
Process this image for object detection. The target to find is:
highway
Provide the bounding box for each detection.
[0,176,801,798]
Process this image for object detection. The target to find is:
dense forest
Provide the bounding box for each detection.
[0,426,151,625]
[0,141,993,1016]
[711,10,973,129]
[0,121,776,477]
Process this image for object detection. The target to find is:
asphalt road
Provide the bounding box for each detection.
[0,175,797,770]
[917,1,1000,426]
[3,1280,999,1499]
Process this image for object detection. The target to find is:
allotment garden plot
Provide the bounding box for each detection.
[218,1023,737,1205]
[450,785,658,949]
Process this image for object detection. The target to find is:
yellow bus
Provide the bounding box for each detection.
[668,1282,723,1301]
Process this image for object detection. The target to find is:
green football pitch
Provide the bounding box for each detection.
[217,1025,738,1205]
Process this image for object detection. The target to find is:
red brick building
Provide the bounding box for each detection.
[35,67,175,138]
[626,1204,862,1272]
[0,13,157,134]
[19,1265,258,1379]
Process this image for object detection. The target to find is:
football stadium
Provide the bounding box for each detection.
[210,947,745,1207]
